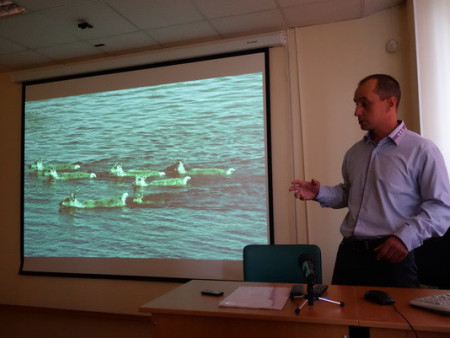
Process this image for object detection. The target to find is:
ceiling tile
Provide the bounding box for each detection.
[0,49,54,70]
[106,0,203,30]
[363,0,404,16]
[0,0,405,72]
[89,31,159,54]
[37,1,139,40]
[12,0,85,11]
[283,0,363,27]
[0,12,79,48]
[193,0,277,18]
[211,10,286,36]
[0,36,27,54]
[150,21,219,45]
[36,41,104,61]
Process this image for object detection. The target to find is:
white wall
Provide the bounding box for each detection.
[413,0,450,171]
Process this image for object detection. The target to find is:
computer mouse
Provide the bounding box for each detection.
[364,290,395,305]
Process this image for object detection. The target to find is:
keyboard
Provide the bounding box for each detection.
[410,293,450,316]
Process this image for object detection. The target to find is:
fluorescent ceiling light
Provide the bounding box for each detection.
[0,0,26,18]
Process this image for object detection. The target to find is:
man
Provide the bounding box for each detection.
[290,74,450,287]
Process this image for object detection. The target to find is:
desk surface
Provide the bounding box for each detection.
[140,280,450,334]
[140,280,358,326]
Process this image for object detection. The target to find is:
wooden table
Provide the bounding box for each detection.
[140,280,357,338]
[140,280,450,338]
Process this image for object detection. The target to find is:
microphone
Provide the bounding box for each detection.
[298,253,317,285]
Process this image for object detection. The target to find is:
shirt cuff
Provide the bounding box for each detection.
[393,223,420,251]
[313,187,323,201]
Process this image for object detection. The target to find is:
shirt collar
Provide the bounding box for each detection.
[389,121,407,144]
[363,121,407,145]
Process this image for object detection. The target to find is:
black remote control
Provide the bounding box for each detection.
[290,284,304,299]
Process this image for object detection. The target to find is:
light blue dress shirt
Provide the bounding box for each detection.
[316,121,450,251]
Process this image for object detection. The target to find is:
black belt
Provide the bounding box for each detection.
[342,236,389,251]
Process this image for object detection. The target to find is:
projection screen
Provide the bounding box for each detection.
[21,49,272,281]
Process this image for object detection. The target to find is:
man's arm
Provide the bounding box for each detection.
[394,143,450,252]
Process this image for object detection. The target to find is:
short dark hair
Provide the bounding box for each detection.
[359,74,401,108]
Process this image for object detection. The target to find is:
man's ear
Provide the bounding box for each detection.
[386,96,397,110]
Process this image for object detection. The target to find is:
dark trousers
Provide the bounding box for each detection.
[332,237,419,288]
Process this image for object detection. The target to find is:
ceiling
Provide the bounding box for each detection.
[0,0,404,72]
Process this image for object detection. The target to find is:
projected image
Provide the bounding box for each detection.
[23,72,269,267]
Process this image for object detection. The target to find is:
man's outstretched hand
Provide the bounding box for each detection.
[289,179,320,200]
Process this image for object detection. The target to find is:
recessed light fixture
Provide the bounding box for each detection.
[0,0,26,18]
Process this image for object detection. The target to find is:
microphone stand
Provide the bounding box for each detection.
[295,282,345,313]
[306,281,315,306]
[295,254,345,313]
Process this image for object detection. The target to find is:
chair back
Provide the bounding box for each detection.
[243,244,322,284]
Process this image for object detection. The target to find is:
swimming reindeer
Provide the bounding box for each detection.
[59,192,129,209]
